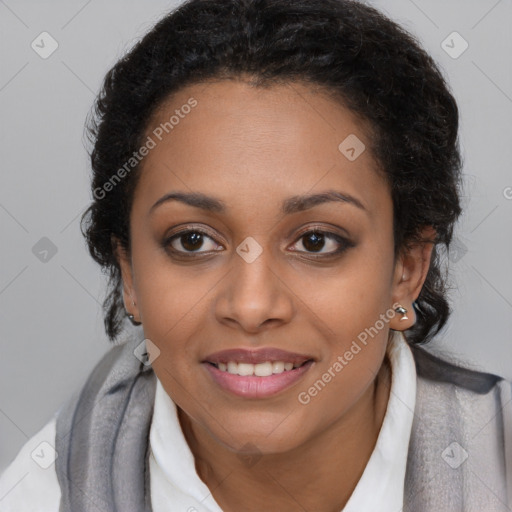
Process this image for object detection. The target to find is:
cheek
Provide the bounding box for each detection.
[294,281,393,432]
[315,245,395,335]
[128,237,207,357]
[305,242,394,393]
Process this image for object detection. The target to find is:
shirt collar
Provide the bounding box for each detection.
[342,330,417,511]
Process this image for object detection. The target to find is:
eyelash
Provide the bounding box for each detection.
[162,226,354,259]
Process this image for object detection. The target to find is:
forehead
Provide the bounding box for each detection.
[133,79,389,218]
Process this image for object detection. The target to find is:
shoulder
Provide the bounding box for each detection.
[0,416,61,512]
[409,342,511,432]
[0,337,151,512]
[409,343,505,394]
[406,342,512,507]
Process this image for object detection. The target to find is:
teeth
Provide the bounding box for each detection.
[215,360,304,376]
[272,361,285,374]
[254,362,273,377]
[238,363,254,376]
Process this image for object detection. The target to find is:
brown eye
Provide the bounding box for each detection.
[290,230,352,256]
[165,230,222,254]
[301,231,326,252]
[180,232,205,251]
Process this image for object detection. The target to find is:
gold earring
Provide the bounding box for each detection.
[395,305,408,321]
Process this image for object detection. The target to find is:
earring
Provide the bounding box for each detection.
[395,305,408,321]
[127,311,142,326]
[127,298,141,325]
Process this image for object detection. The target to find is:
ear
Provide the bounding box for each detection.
[389,226,436,331]
[112,235,140,322]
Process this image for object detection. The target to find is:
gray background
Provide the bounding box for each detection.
[1,0,511,473]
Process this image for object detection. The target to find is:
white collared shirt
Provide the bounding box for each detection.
[0,331,416,511]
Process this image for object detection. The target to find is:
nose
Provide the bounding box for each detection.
[214,242,295,334]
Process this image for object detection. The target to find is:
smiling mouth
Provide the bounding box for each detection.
[203,347,315,397]
[203,358,315,399]
[207,359,313,377]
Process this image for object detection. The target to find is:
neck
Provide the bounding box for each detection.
[179,355,391,512]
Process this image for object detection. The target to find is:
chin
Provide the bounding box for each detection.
[205,410,311,454]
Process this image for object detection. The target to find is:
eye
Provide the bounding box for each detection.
[164,229,223,255]
[163,226,353,259]
[289,229,352,256]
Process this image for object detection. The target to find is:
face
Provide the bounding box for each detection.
[117,79,430,455]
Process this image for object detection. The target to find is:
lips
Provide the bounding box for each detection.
[202,347,315,398]
[204,348,313,366]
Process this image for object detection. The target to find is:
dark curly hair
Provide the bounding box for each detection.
[81,0,462,344]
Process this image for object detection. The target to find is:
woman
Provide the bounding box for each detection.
[0,0,510,510]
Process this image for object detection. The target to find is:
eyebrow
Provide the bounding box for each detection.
[149,189,366,215]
